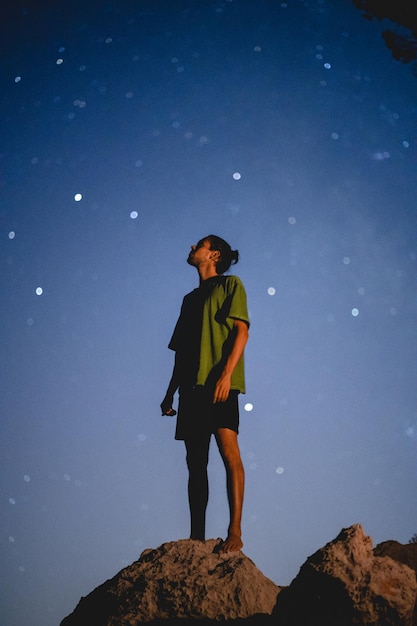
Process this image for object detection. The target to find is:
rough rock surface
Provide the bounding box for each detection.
[274,524,417,626]
[60,538,280,626]
[374,540,417,625]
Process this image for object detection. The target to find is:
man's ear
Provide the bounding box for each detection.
[210,249,220,262]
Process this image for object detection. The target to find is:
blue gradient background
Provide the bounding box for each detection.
[1,1,416,624]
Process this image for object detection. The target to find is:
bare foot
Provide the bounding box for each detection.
[219,534,243,553]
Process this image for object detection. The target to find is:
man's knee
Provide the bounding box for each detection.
[215,429,242,465]
[185,438,210,470]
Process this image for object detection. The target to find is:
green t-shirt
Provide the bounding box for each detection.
[169,275,249,393]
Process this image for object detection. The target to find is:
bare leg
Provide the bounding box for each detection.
[184,437,211,541]
[215,428,245,552]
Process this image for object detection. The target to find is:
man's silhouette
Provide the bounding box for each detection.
[161,235,249,552]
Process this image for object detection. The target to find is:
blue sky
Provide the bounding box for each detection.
[1,1,416,624]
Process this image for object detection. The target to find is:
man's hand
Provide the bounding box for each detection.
[213,373,231,403]
[160,394,177,416]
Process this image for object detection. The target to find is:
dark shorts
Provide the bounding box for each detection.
[175,386,240,440]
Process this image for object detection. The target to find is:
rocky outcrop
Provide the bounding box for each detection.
[274,524,417,626]
[374,540,417,625]
[61,526,417,626]
[60,538,280,626]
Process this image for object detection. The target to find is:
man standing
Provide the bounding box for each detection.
[161,235,249,553]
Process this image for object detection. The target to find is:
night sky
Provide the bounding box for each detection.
[1,1,416,625]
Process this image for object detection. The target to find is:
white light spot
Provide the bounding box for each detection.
[23,475,31,482]
[35,287,43,296]
[171,57,179,64]
[275,467,284,474]
[135,160,143,167]
[358,287,365,295]
[227,203,240,215]
[59,47,65,53]
[177,66,184,73]
[8,231,15,239]
[79,65,86,71]
[18,566,25,573]
[64,474,71,481]
[324,62,331,69]
[373,151,390,161]
[288,216,296,225]
[74,193,82,202]
[56,58,64,65]
[232,172,241,180]
[267,287,276,296]
[402,141,409,148]
[130,211,138,219]
[254,46,261,52]
[125,91,133,99]
[172,121,180,128]
[9,536,15,543]
[351,308,359,317]
[15,76,22,83]
[343,256,351,265]
[26,318,34,326]
[105,37,113,44]
[405,427,415,438]
[316,53,323,59]
[244,403,253,412]
[9,498,16,505]
[31,157,39,164]
[331,132,339,139]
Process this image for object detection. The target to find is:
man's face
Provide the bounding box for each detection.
[187,238,213,267]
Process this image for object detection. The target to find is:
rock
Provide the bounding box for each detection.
[60,538,280,625]
[374,540,417,625]
[273,524,417,626]
[374,539,417,576]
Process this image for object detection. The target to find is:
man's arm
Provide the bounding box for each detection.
[161,354,180,416]
[213,319,249,403]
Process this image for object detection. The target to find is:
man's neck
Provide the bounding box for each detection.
[197,266,219,284]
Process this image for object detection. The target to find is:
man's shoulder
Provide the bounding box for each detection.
[180,287,202,309]
[222,274,245,289]
[211,276,247,301]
